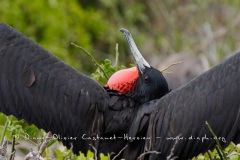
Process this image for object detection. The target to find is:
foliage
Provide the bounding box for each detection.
[193,143,240,160]
[0,113,44,143]
[0,56,239,159]
[91,59,126,84]
[0,0,109,72]
[2,0,240,71]
[1,0,240,159]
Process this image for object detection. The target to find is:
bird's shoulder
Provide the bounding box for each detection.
[104,88,140,133]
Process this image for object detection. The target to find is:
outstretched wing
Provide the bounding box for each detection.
[127,52,240,159]
[0,23,109,154]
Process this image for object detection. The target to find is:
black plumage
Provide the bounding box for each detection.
[0,23,240,160]
[0,22,108,154]
[126,49,240,159]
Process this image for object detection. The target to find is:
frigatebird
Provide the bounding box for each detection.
[0,23,239,160]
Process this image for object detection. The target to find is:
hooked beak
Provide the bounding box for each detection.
[120,28,150,74]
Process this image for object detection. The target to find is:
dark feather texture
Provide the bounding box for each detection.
[0,23,240,160]
[126,51,240,159]
[0,23,109,154]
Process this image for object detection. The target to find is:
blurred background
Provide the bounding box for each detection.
[1,0,240,159]
[1,0,240,88]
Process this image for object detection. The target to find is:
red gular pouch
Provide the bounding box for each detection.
[106,67,139,94]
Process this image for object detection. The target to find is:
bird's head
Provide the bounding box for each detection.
[106,28,169,103]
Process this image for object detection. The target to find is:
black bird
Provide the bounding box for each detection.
[106,28,169,103]
[124,51,240,159]
[0,23,168,156]
[0,23,240,160]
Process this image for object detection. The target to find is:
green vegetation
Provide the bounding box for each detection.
[2,0,240,72]
[0,53,239,159]
[1,0,240,159]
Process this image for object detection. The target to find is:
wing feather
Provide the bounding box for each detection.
[127,52,240,160]
[0,23,109,154]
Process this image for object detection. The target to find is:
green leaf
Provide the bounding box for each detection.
[25,125,42,137]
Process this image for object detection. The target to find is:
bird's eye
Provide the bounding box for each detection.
[144,75,150,83]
